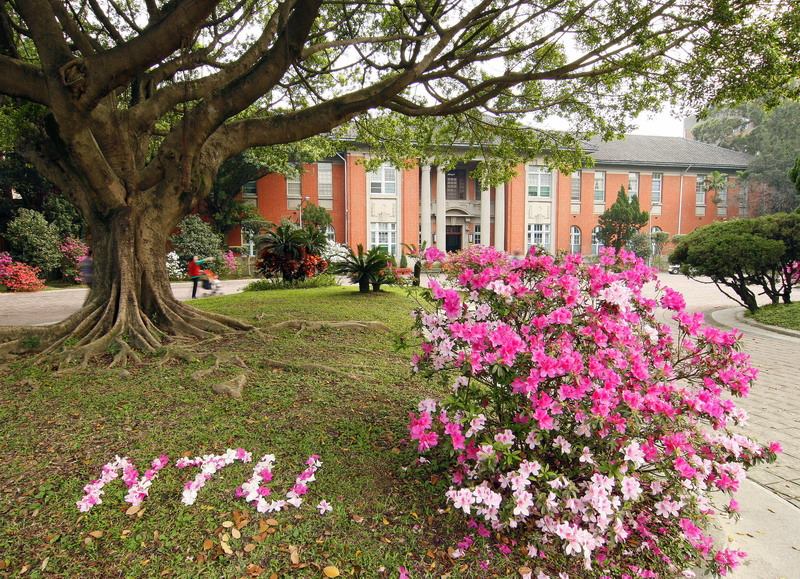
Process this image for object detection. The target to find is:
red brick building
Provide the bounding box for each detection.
[227,135,751,258]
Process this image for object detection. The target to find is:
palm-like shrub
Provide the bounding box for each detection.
[256,222,327,281]
[330,244,390,293]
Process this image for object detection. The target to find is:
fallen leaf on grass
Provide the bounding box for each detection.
[222,520,234,528]
[246,564,264,577]
[351,515,364,524]
[265,518,279,527]
[323,565,340,577]
[88,530,103,538]
[244,543,256,553]
[202,539,214,551]
[125,505,141,516]
[289,544,300,565]
[40,557,49,571]
[231,527,241,540]
[220,541,233,555]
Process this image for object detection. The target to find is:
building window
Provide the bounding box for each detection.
[370,222,397,256]
[651,173,663,205]
[369,164,397,196]
[446,169,467,200]
[594,171,606,203]
[325,225,335,243]
[695,174,706,206]
[591,226,602,255]
[475,179,482,201]
[287,173,301,209]
[242,180,258,208]
[527,165,552,198]
[473,224,481,245]
[716,181,728,206]
[570,225,581,254]
[318,163,332,199]
[739,185,748,216]
[526,223,551,249]
[628,172,639,198]
[570,171,581,202]
[243,181,257,199]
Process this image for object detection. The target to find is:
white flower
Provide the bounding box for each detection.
[316,500,333,515]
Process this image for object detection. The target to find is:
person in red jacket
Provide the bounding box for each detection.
[187,256,214,298]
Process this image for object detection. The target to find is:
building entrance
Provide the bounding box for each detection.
[446,225,463,253]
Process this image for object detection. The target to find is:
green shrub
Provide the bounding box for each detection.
[170,215,223,273]
[4,208,62,273]
[670,220,784,312]
[243,274,337,291]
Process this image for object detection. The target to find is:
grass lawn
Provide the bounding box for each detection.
[0,286,510,578]
[747,301,800,332]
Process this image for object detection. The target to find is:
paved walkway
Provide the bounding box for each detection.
[648,274,800,578]
[0,279,257,326]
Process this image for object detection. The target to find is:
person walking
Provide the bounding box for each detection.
[187,256,213,298]
[79,249,93,287]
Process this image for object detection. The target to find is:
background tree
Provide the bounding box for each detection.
[0,154,84,238]
[4,208,62,273]
[670,219,791,312]
[169,215,224,274]
[300,202,332,234]
[207,154,267,237]
[692,100,800,213]
[597,187,649,251]
[0,0,795,362]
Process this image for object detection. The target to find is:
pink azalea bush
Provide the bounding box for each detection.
[0,251,12,279]
[59,237,88,282]
[223,249,238,274]
[0,261,45,292]
[409,246,778,578]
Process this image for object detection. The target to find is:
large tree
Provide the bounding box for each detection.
[692,100,800,214]
[0,0,796,363]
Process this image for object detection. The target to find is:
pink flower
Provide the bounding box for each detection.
[316,500,333,515]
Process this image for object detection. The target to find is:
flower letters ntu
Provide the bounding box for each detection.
[77,449,325,515]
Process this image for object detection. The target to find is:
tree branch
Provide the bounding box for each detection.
[77,0,220,109]
[0,54,49,104]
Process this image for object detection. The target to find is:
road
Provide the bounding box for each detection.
[0,279,257,326]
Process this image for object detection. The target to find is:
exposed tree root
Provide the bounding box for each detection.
[158,346,199,368]
[191,353,250,381]
[260,357,361,381]
[211,373,246,399]
[0,288,254,369]
[268,320,390,334]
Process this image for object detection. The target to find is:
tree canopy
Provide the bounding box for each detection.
[597,186,649,251]
[692,100,800,214]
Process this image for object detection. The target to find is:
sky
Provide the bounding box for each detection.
[631,107,687,137]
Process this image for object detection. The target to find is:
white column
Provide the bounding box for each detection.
[494,182,505,251]
[480,181,491,246]
[436,167,446,249]
[420,165,432,246]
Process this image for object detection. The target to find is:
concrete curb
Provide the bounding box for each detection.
[735,310,800,339]
[705,306,800,341]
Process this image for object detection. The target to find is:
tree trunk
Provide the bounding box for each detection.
[358,278,370,293]
[1,202,252,366]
